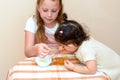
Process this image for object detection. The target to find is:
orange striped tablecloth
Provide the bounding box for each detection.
[7,54,110,80]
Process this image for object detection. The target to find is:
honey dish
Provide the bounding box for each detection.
[35,56,52,67]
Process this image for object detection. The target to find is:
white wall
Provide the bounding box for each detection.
[0,0,120,80]
[0,0,35,80]
[63,0,120,54]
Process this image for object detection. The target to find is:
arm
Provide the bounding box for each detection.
[64,60,97,74]
[24,31,36,57]
[24,31,51,57]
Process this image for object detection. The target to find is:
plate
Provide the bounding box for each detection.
[35,56,52,67]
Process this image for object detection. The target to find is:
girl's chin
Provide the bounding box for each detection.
[45,20,53,24]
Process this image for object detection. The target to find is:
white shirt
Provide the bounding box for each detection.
[75,37,120,80]
[24,16,59,35]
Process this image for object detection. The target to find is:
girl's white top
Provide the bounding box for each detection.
[75,37,120,80]
[24,16,59,54]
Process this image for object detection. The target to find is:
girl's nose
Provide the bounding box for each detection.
[48,11,52,17]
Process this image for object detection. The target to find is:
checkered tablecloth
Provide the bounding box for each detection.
[7,54,110,80]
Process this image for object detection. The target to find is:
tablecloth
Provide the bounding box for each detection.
[7,54,110,80]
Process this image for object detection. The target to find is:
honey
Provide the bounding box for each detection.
[51,57,68,65]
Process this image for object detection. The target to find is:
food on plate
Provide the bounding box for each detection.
[35,56,52,67]
[52,56,68,65]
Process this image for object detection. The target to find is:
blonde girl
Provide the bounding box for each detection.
[24,0,63,57]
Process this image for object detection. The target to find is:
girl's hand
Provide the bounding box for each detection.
[64,60,75,71]
[34,43,51,57]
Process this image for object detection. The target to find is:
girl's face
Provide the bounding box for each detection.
[37,0,61,27]
[58,43,78,54]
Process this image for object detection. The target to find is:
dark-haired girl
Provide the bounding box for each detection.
[54,15,120,80]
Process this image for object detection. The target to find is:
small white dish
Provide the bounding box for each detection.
[35,56,52,67]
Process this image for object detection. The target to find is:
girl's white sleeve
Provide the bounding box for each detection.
[81,46,96,62]
[76,41,96,63]
[24,17,37,34]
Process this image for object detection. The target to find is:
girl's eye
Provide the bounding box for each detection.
[52,10,57,12]
[43,9,48,12]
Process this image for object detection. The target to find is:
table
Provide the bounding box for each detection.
[7,54,110,80]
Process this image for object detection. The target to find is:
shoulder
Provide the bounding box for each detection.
[76,37,96,55]
[75,38,96,62]
[24,16,38,34]
[80,37,94,48]
[26,16,36,24]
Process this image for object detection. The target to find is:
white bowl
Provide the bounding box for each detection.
[35,56,52,67]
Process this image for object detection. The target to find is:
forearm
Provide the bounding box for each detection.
[24,46,37,57]
[73,64,96,74]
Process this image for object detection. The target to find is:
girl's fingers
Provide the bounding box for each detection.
[64,60,70,65]
[43,44,51,50]
[38,52,46,58]
[39,49,51,57]
[64,60,74,71]
[38,44,51,57]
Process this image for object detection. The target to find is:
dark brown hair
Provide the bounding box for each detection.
[55,15,89,46]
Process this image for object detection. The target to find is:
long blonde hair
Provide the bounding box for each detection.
[35,0,63,43]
